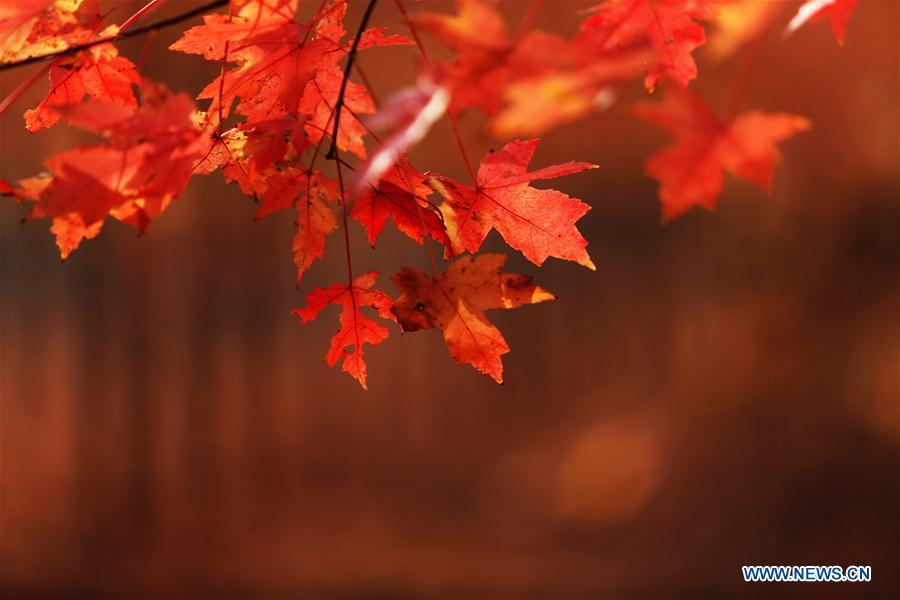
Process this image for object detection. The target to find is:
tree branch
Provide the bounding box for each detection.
[0,0,228,73]
[325,0,378,160]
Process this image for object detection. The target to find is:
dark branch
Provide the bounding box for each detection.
[325,0,378,160]
[0,0,229,73]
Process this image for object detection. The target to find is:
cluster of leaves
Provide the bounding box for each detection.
[0,0,857,388]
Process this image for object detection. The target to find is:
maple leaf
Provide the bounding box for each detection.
[170,0,309,121]
[415,1,559,117]
[430,139,597,269]
[0,0,105,63]
[171,0,408,154]
[300,67,374,158]
[239,118,309,174]
[272,168,340,285]
[576,0,714,93]
[351,159,449,247]
[24,44,140,132]
[194,128,338,285]
[194,118,308,196]
[0,0,50,60]
[415,0,509,54]
[786,0,857,45]
[293,272,396,389]
[245,165,339,287]
[631,87,811,220]
[11,82,204,258]
[391,254,554,383]
[1,0,138,132]
[489,41,647,137]
[191,116,339,285]
[0,179,15,197]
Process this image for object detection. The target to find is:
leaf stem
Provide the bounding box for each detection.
[448,113,477,184]
[724,31,768,121]
[335,157,355,285]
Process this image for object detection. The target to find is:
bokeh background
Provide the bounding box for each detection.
[1,1,898,597]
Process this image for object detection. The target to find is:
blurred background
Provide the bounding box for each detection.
[1,1,898,597]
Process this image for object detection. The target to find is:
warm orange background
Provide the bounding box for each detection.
[1,1,898,597]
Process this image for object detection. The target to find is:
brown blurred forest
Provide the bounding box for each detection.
[1,1,898,597]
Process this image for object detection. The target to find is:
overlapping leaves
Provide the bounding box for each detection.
[1,0,860,387]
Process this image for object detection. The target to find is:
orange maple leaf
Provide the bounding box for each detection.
[631,87,811,220]
[392,254,555,383]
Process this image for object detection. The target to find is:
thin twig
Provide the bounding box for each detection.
[325,0,378,160]
[0,0,228,73]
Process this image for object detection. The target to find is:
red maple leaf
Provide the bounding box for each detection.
[431,139,597,269]
[576,0,714,93]
[391,254,555,383]
[194,119,308,199]
[415,0,511,115]
[285,169,340,285]
[11,82,205,258]
[24,44,140,132]
[0,179,15,197]
[1,0,140,133]
[171,0,316,122]
[196,135,339,285]
[293,272,396,389]
[299,66,373,158]
[171,0,408,156]
[631,87,811,220]
[193,120,339,285]
[415,1,566,117]
[351,159,449,247]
